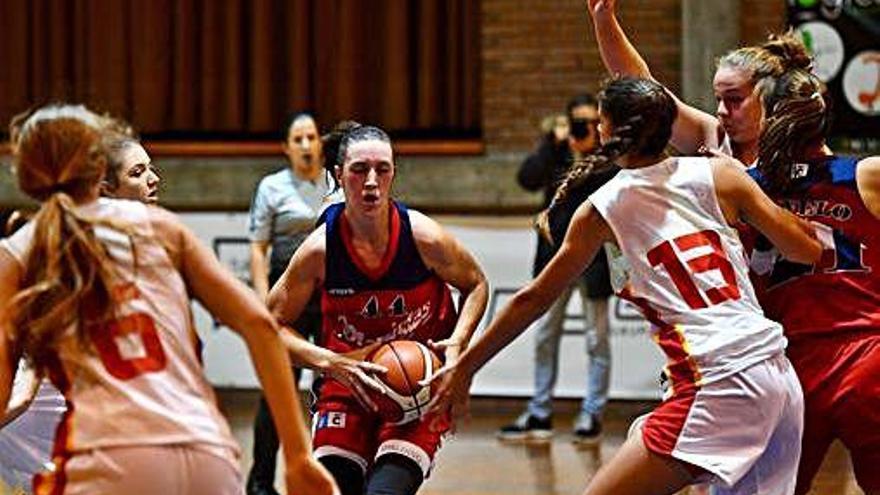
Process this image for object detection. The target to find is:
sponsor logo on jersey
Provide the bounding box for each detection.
[333,301,434,347]
[328,288,355,295]
[780,198,853,222]
[316,411,347,430]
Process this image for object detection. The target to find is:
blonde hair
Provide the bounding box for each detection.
[718,31,812,97]
[7,104,134,372]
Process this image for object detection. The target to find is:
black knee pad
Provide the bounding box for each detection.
[319,455,365,495]
[366,453,424,495]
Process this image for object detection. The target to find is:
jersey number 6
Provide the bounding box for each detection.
[88,313,168,380]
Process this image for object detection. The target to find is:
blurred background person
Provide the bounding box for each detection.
[245,112,341,495]
[499,94,617,444]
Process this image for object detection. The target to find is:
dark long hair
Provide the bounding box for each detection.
[538,77,676,240]
[320,120,362,190]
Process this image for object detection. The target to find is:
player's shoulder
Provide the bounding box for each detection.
[407,209,446,246]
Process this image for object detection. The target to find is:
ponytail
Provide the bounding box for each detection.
[538,77,675,242]
[537,128,633,242]
[757,70,827,194]
[321,120,362,191]
[7,106,135,373]
[9,192,130,370]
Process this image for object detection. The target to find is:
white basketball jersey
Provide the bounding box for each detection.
[0,199,238,461]
[589,157,785,391]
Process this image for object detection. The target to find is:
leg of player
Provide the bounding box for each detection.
[365,453,424,495]
[319,455,365,495]
[581,433,696,495]
[247,395,282,495]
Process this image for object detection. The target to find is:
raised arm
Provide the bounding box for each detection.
[712,158,822,264]
[149,207,337,495]
[586,0,722,154]
[410,211,489,365]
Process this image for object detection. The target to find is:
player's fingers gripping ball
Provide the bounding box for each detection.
[367,340,442,425]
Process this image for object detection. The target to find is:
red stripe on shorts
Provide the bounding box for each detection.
[619,288,702,455]
[33,354,74,495]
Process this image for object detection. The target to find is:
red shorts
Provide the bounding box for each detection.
[311,396,449,477]
[787,331,880,495]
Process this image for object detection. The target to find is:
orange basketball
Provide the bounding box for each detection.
[368,340,442,425]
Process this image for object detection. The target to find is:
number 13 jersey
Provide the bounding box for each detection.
[589,157,785,392]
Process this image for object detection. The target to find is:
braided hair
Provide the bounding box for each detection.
[538,77,677,240]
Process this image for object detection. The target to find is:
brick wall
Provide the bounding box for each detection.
[740,0,788,47]
[481,0,681,153]
[480,0,787,154]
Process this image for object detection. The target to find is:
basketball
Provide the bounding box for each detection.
[368,340,442,425]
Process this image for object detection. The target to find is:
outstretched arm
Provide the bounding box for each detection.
[586,0,722,154]
[426,202,613,418]
[712,158,822,264]
[459,202,611,373]
[149,207,337,495]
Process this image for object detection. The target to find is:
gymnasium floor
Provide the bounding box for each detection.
[220,390,862,495]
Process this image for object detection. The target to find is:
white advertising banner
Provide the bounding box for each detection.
[181,212,665,400]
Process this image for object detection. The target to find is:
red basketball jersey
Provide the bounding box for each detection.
[318,202,456,398]
[746,156,880,338]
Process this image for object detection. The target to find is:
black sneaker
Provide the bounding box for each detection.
[496,412,553,442]
[572,413,602,446]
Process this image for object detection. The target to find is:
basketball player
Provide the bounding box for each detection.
[269,123,488,495]
[589,3,880,492]
[99,136,160,204]
[429,78,822,495]
[0,133,160,494]
[745,68,880,495]
[585,0,818,166]
[0,104,336,495]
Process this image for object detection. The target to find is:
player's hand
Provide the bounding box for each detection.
[321,344,388,412]
[427,338,462,368]
[420,361,473,429]
[696,145,729,159]
[286,455,339,495]
[587,0,617,19]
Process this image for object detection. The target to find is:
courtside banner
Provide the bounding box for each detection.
[787,0,880,152]
[181,213,664,399]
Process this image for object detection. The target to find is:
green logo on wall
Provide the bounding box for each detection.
[797,0,818,7]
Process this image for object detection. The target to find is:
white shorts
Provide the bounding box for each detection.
[640,354,803,494]
[33,444,242,495]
